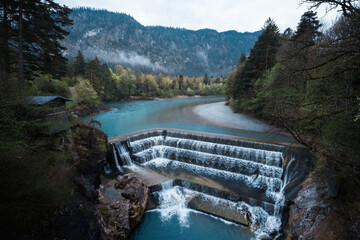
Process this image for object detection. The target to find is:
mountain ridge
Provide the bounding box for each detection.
[63,8,262,76]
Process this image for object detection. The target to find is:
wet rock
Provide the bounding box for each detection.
[326,173,339,198]
[288,176,348,240]
[99,173,149,239]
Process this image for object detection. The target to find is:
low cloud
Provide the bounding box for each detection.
[82,46,167,72]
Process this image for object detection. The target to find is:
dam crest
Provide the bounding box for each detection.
[107,129,309,237]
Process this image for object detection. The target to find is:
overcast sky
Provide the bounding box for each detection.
[54,0,340,32]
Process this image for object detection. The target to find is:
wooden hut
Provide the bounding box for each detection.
[23,96,73,134]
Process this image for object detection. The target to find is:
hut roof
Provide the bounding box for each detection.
[23,96,73,105]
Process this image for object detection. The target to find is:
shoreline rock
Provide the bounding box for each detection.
[97,173,149,239]
[288,176,352,240]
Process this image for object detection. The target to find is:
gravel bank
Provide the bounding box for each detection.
[193,101,275,132]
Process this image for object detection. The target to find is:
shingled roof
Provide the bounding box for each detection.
[23,96,73,105]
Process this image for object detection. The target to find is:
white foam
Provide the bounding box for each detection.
[155,186,194,227]
[144,158,282,194]
[154,186,280,239]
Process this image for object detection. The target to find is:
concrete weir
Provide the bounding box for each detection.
[107,128,309,235]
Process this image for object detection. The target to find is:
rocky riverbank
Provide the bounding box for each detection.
[54,123,108,239]
[288,176,359,239]
[54,124,149,240]
[97,174,149,239]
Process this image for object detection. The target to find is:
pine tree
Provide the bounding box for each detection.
[0,0,13,83]
[204,73,209,84]
[0,0,72,90]
[294,11,322,44]
[101,63,112,101]
[293,11,322,92]
[237,53,246,66]
[85,57,103,97]
[74,50,85,76]
[234,18,280,102]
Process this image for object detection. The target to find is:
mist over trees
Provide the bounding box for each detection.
[69,54,224,109]
[63,8,262,77]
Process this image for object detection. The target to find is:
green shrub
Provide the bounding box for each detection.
[75,77,101,108]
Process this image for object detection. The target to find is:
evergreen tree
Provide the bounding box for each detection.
[101,63,112,101]
[292,11,322,92]
[74,50,85,76]
[237,52,246,66]
[294,11,322,44]
[85,57,103,97]
[0,0,72,90]
[0,0,13,82]
[204,73,209,84]
[233,18,280,105]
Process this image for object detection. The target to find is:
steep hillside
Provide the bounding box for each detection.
[63,8,261,76]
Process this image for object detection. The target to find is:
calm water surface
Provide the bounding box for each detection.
[129,211,255,240]
[84,96,294,142]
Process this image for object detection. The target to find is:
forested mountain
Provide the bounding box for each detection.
[63,8,261,77]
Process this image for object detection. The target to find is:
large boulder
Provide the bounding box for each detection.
[99,173,149,239]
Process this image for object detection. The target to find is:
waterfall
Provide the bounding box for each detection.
[111,141,143,173]
[117,130,304,238]
[282,157,296,189]
[118,143,133,166]
[155,182,193,227]
[112,143,125,174]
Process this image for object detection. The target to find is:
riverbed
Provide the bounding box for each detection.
[84,96,294,143]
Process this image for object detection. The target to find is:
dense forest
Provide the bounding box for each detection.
[31,51,224,115]
[67,51,223,111]
[224,0,360,222]
[63,8,261,77]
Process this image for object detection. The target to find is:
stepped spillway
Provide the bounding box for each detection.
[108,129,308,238]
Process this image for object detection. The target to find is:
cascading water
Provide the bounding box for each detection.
[153,180,193,227]
[282,157,296,188]
[114,141,141,172]
[112,130,301,239]
[112,143,125,174]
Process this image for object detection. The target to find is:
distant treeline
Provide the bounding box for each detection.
[31,50,224,108]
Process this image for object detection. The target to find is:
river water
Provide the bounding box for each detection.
[130,211,255,240]
[84,96,294,143]
[86,96,293,239]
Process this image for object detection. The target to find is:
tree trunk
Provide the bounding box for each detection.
[306,47,311,94]
[1,1,10,82]
[18,0,24,91]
